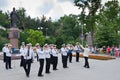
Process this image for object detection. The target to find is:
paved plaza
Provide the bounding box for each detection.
[0,53,120,80]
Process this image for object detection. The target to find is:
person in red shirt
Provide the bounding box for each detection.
[106,46,111,55]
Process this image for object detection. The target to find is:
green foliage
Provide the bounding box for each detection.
[0,35,9,51]
[95,0,120,47]
[0,29,8,37]
[74,0,102,46]
[19,30,29,47]
[1,1,120,48]
[0,10,9,28]
[45,37,56,44]
[26,29,45,46]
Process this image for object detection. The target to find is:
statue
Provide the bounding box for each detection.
[10,7,19,27]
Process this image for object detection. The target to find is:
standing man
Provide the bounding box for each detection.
[67,44,74,63]
[2,44,8,63]
[23,43,34,77]
[75,42,83,62]
[36,43,45,77]
[5,44,12,70]
[19,42,26,67]
[51,45,58,70]
[61,44,68,68]
[44,44,51,74]
[83,45,90,68]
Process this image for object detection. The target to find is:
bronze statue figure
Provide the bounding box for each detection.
[10,7,19,27]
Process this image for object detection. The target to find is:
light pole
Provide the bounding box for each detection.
[81,23,86,46]
[45,28,49,38]
[38,27,43,31]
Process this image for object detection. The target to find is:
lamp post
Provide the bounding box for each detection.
[81,23,86,46]
[45,28,48,38]
[38,27,43,31]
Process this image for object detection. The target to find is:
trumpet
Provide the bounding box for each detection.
[9,49,12,54]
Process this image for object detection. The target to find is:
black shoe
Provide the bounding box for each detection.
[64,66,69,68]
[86,66,90,68]
[38,74,44,77]
[46,72,51,74]
[26,74,29,77]
[76,61,79,62]
[9,67,13,69]
[53,69,58,71]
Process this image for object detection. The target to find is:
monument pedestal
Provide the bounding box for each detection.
[9,28,19,49]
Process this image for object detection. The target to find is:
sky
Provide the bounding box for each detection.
[0,0,111,20]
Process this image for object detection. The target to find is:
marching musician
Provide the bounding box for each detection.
[20,42,26,67]
[36,43,45,77]
[23,43,34,77]
[61,44,68,68]
[5,44,12,69]
[51,45,58,70]
[2,43,8,63]
[67,44,74,63]
[74,42,83,62]
[44,44,51,74]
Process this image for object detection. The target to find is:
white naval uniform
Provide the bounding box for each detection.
[2,46,8,62]
[83,47,90,68]
[51,49,58,57]
[45,49,51,58]
[36,48,45,76]
[36,48,45,59]
[83,48,90,57]
[61,48,67,56]
[2,46,8,53]
[61,47,68,68]
[23,48,34,77]
[51,48,58,70]
[6,48,12,57]
[24,48,34,60]
[20,47,26,67]
[20,47,26,56]
[44,49,51,73]
[5,48,12,69]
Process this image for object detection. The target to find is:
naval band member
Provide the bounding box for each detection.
[2,44,8,63]
[5,44,12,69]
[44,44,51,74]
[61,44,68,68]
[23,43,34,77]
[36,43,45,77]
[51,45,58,70]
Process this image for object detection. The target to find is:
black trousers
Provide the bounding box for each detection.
[20,56,24,67]
[84,57,89,68]
[62,55,68,68]
[50,54,53,64]
[3,52,6,62]
[23,59,32,76]
[52,56,58,70]
[6,56,11,69]
[76,52,79,62]
[68,53,72,62]
[36,53,39,61]
[38,59,44,76]
[46,58,51,73]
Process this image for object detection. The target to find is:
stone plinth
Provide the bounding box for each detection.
[9,28,19,49]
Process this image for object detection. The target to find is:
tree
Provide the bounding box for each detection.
[0,35,9,51]
[74,0,101,46]
[0,10,9,28]
[26,29,45,46]
[95,0,120,47]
